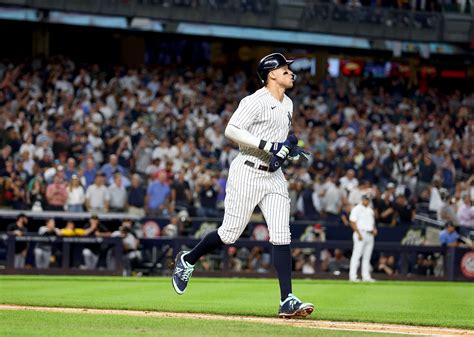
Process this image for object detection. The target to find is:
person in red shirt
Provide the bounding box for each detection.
[46,174,68,211]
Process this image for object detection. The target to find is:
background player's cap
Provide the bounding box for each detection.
[257,53,294,84]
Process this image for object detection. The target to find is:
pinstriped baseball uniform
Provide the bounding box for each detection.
[217,87,293,245]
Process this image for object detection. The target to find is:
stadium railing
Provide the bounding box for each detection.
[0,0,471,42]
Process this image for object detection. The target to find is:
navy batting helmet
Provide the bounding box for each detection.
[257,53,294,84]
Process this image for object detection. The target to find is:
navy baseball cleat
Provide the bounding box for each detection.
[172,251,195,295]
[278,293,314,318]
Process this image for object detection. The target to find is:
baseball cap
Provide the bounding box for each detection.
[313,223,322,230]
[362,194,371,200]
[387,182,396,189]
[91,214,99,220]
[445,221,456,228]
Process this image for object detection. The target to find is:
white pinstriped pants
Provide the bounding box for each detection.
[218,156,291,245]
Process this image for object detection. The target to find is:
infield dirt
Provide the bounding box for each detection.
[1,305,472,337]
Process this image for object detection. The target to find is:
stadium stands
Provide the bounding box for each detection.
[0,53,472,277]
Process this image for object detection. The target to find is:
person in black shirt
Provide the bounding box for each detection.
[34,218,61,269]
[6,213,29,268]
[81,214,111,270]
[417,153,436,193]
[0,145,12,172]
[196,175,220,218]
[394,194,415,226]
[127,174,147,218]
[170,171,193,214]
[374,188,396,227]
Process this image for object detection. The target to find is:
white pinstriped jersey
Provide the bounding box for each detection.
[228,87,293,165]
[217,87,293,246]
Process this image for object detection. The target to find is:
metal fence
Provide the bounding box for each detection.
[0,0,471,42]
[3,235,472,281]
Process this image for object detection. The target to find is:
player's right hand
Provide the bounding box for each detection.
[264,142,290,159]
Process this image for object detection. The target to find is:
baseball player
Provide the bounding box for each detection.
[349,194,377,282]
[172,53,314,318]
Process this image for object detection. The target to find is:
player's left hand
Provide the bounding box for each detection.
[288,147,310,162]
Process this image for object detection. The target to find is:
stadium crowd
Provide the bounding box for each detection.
[0,55,473,238]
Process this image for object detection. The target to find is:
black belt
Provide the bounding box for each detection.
[244,160,270,172]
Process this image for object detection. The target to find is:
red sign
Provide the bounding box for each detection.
[441,70,466,78]
[340,60,364,76]
[460,251,474,278]
[143,220,161,238]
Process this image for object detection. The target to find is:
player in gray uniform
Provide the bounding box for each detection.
[172,53,314,318]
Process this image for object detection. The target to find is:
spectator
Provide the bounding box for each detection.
[327,249,350,274]
[108,172,128,212]
[64,157,77,182]
[11,176,27,210]
[196,174,220,218]
[227,246,243,272]
[394,194,416,226]
[340,169,359,193]
[0,145,12,171]
[85,172,109,212]
[374,186,397,226]
[101,154,126,184]
[348,180,373,207]
[162,216,179,238]
[66,174,85,212]
[439,221,460,247]
[45,174,68,211]
[377,254,396,276]
[417,153,436,193]
[457,194,474,229]
[34,218,61,269]
[438,196,459,224]
[170,171,193,213]
[296,182,322,221]
[82,214,111,270]
[321,174,346,222]
[296,253,316,275]
[6,213,29,268]
[248,247,271,273]
[27,176,45,211]
[146,171,171,216]
[219,143,238,169]
[83,158,97,188]
[127,174,146,217]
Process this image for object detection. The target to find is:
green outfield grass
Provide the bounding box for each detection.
[0,310,404,337]
[0,276,473,330]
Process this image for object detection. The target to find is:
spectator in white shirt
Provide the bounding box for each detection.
[348,180,373,207]
[108,173,128,212]
[66,175,85,212]
[85,172,110,213]
[457,195,474,229]
[340,169,359,193]
[152,138,174,161]
[19,135,35,160]
[321,174,346,222]
[349,195,377,282]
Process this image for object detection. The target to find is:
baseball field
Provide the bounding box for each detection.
[0,276,473,336]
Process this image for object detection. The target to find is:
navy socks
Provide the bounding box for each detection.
[184,230,224,265]
[273,244,292,301]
